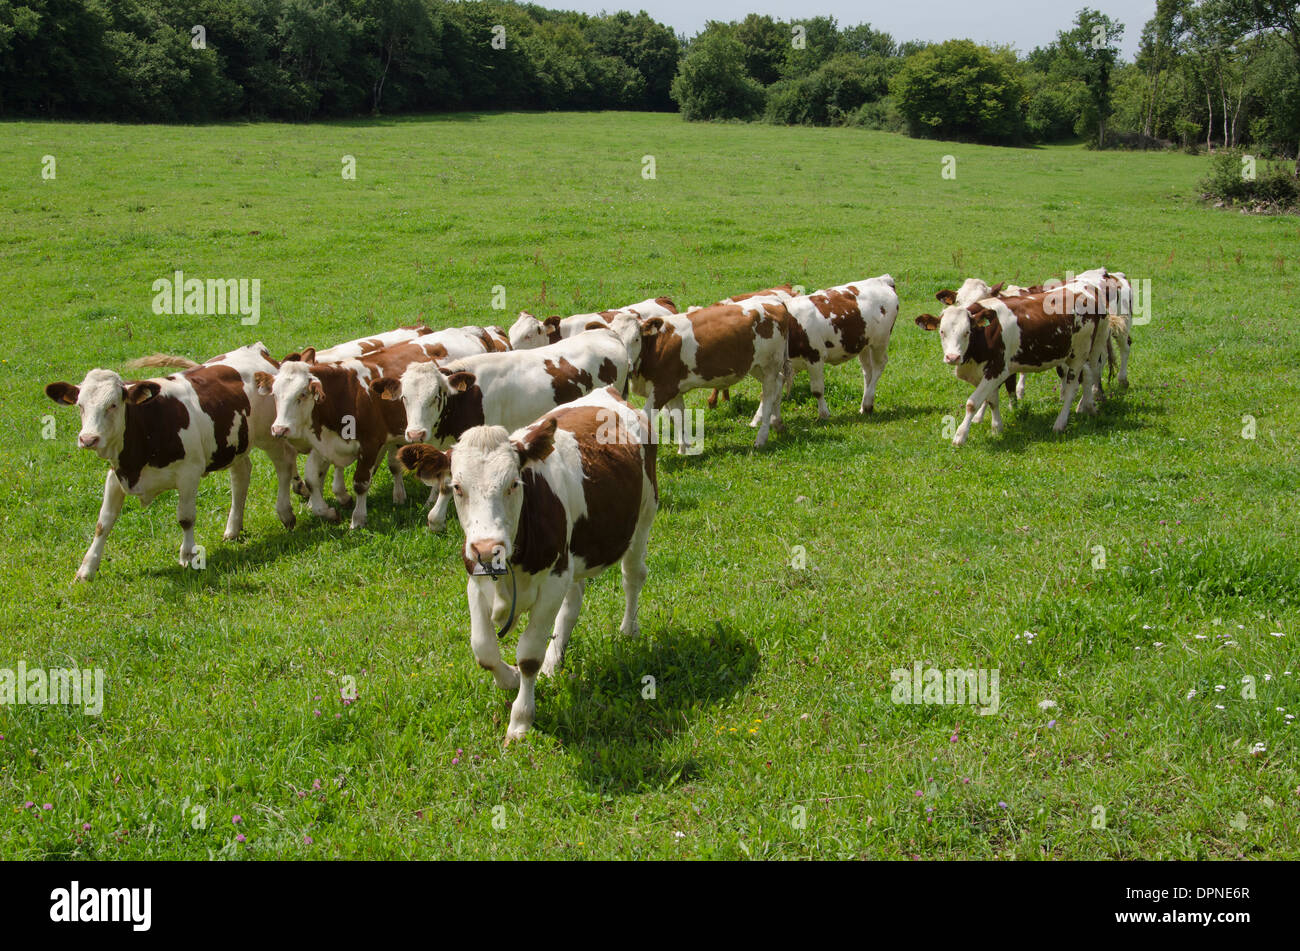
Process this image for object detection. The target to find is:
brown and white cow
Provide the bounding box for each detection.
[915,284,1110,445]
[507,297,676,350]
[373,316,641,530]
[286,325,511,506]
[44,343,299,580]
[301,323,510,365]
[630,298,790,449]
[700,284,795,409]
[397,386,657,742]
[779,276,899,420]
[257,340,444,527]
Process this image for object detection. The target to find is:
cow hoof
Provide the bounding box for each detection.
[818,409,831,421]
[952,434,966,447]
[317,507,340,522]
[222,528,242,541]
[620,622,641,638]
[280,513,297,531]
[336,494,354,507]
[426,519,446,533]
[74,569,94,583]
[860,405,874,415]
[291,478,309,499]
[349,517,366,530]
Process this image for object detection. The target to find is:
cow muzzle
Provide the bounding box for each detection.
[944,353,961,365]
[405,427,427,442]
[271,424,290,438]
[467,539,508,577]
[77,433,100,449]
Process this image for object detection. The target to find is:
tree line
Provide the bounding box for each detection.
[1,0,1296,164]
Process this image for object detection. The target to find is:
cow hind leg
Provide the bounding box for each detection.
[76,470,127,581]
[809,362,830,420]
[332,463,354,507]
[223,454,252,540]
[860,343,887,415]
[752,365,782,448]
[268,442,297,530]
[541,581,585,677]
[619,506,653,637]
[349,452,378,529]
[1054,368,1084,432]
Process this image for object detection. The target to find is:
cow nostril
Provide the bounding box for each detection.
[406,430,426,442]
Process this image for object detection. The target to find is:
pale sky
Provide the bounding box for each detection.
[564,0,1155,59]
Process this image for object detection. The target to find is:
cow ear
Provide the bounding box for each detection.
[126,381,161,405]
[254,371,276,395]
[989,282,1005,296]
[45,382,80,405]
[914,314,940,331]
[935,289,957,305]
[444,371,476,393]
[655,296,678,313]
[370,377,401,401]
[584,321,605,331]
[309,379,325,402]
[968,305,993,328]
[641,316,664,337]
[542,315,562,331]
[514,417,556,466]
[283,352,302,364]
[396,444,450,485]
[299,347,317,364]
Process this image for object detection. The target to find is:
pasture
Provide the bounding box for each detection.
[2,112,1298,859]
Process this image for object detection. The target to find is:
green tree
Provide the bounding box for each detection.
[890,39,1025,142]
[1054,7,1126,147]
[670,31,764,121]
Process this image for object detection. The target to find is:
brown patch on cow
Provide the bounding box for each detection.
[433,386,486,444]
[115,389,190,489]
[186,365,251,473]
[45,382,79,405]
[936,289,958,305]
[596,357,620,386]
[397,444,450,484]
[426,343,449,361]
[813,290,867,355]
[549,404,646,572]
[654,296,678,313]
[544,358,595,404]
[510,468,569,575]
[689,306,756,382]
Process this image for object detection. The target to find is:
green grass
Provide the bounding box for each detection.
[2,112,1298,859]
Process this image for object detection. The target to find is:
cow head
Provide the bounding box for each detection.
[915,303,995,364]
[266,361,324,440]
[45,369,160,458]
[398,418,556,574]
[507,312,561,351]
[378,362,476,444]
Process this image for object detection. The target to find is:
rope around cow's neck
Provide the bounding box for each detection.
[494,565,518,640]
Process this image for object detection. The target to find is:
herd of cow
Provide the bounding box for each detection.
[43,267,1135,740]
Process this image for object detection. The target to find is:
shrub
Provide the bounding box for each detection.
[890,40,1024,143]
[670,33,765,121]
[1201,149,1299,207]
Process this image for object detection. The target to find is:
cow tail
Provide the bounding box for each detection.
[123,353,200,371]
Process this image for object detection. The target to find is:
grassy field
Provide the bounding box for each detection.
[2,111,1298,859]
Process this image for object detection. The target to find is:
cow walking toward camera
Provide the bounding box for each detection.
[398,386,658,742]
[916,284,1109,446]
[44,343,298,580]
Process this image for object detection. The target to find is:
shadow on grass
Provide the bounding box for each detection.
[955,386,1167,453]
[537,623,760,795]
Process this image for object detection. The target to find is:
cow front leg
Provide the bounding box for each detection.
[332,463,353,507]
[176,476,200,568]
[349,450,377,529]
[507,579,568,742]
[619,506,653,637]
[223,453,252,540]
[267,442,297,530]
[303,451,339,522]
[76,470,127,581]
[468,577,519,692]
[387,446,408,505]
[986,390,1004,435]
[541,581,585,677]
[810,362,830,420]
[954,377,1002,446]
[666,396,688,454]
[1015,373,1026,401]
[1054,367,1084,432]
[427,476,452,532]
[859,344,887,414]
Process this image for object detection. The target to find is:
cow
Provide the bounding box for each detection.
[372,316,642,531]
[257,340,445,528]
[507,297,676,350]
[396,385,658,742]
[44,343,299,580]
[915,284,1109,446]
[630,298,790,449]
[298,323,510,365]
[285,325,511,507]
[700,284,796,409]
[777,276,898,421]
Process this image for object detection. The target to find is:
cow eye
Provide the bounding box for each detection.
[452,483,464,497]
